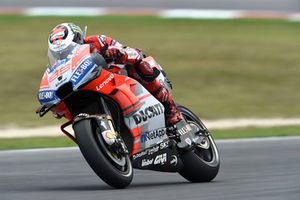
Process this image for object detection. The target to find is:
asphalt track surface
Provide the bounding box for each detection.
[1,0,300,12]
[0,137,299,200]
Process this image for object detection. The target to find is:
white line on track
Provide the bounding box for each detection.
[216,136,300,144]
[1,136,299,154]
[1,118,300,138]
[0,147,78,154]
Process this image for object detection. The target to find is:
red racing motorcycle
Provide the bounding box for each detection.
[36,42,220,188]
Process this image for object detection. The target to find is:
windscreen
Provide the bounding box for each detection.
[47,42,79,67]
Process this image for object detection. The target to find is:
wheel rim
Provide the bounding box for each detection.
[93,123,132,174]
[180,108,220,167]
[96,133,126,166]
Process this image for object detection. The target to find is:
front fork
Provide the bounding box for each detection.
[91,114,129,156]
[61,113,129,155]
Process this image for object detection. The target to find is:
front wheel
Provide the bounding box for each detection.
[177,105,220,182]
[73,119,133,189]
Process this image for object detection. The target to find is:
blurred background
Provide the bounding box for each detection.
[1,2,299,199]
[0,0,300,147]
[1,0,300,11]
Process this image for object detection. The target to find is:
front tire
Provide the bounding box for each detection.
[177,105,220,182]
[73,119,133,189]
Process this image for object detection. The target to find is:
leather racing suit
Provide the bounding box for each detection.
[84,34,182,126]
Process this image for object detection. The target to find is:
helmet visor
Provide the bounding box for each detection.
[48,42,79,67]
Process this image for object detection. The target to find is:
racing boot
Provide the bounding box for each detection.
[141,78,188,135]
[153,85,197,150]
[153,86,182,127]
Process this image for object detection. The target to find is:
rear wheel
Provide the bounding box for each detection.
[177,105,220,182]
[73,119,133,189]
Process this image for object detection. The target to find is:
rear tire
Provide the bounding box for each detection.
[177,105,220,182]
[73,119,133,189]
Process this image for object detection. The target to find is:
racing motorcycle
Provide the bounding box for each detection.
[36,42,220,189]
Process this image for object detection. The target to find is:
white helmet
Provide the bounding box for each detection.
[48,23,84,52]
[48,23,84,66]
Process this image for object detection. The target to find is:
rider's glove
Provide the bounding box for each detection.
[105,47,127,64]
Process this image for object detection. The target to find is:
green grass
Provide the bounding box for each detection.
[212,126,300,139]
[0,125,299,150]
[0,16,300,127]
[0,136,75,150]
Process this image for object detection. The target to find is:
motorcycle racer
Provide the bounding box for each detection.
[48,23,187,133]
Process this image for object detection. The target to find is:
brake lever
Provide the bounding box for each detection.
[35,104,57,117]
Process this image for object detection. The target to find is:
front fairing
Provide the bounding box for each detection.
[38,44,101,105]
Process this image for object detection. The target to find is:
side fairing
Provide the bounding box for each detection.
[108,76,168,153]
[123,82,168,152]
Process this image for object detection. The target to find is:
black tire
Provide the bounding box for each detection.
[177,105,220,182]
[73,119,133,189]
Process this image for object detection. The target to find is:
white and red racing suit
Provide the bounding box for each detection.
[77,35,182,126]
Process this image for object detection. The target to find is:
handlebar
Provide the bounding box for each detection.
[36,103,57,117]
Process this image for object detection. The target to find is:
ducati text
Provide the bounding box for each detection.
[133,103,164,125]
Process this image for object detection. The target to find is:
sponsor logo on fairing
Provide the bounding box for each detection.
[170,155,178,166]
[133,150,147,160]
[71,59,93,83]
[49,63,71,82]
[140,128,167,143]
[148,146,159,154]
[154,153,167,165]
[141,158,153,167]
[159,141,169,149]
[132,145,160,159]
[96,74,114,91]
[185,138,192,145]
[177,124,192,136]
[38,90,56,102]
[133,103,164,125]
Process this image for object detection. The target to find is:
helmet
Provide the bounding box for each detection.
[48,23,83,52]
[48,23,84,66]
